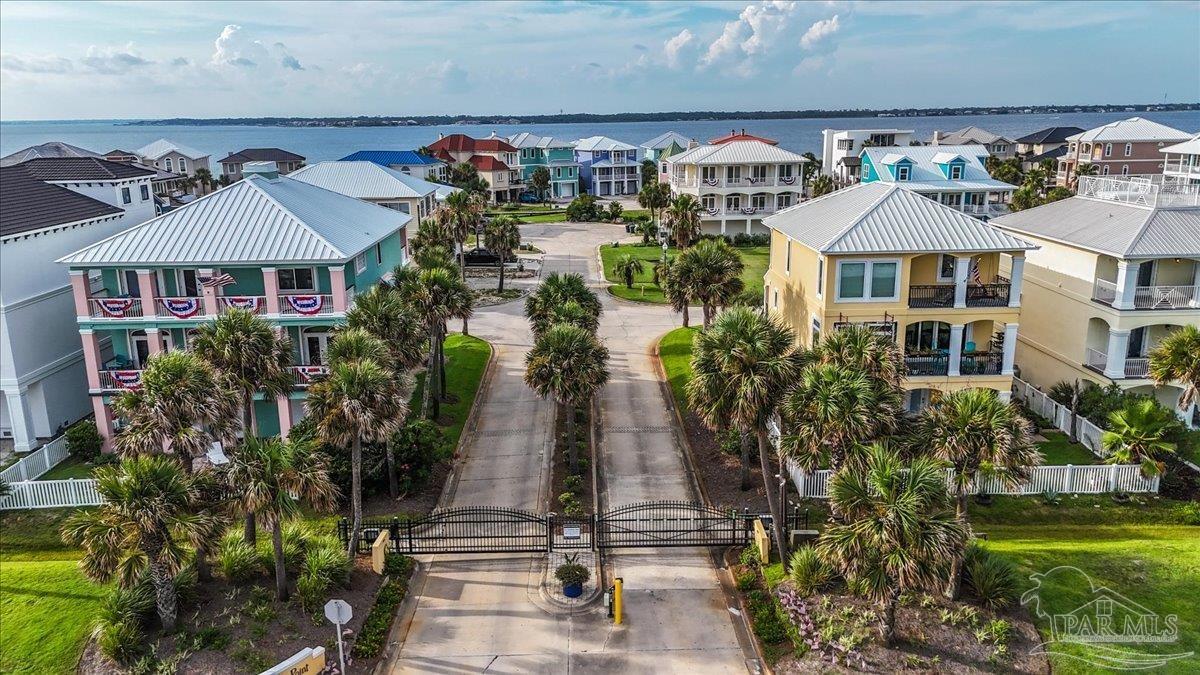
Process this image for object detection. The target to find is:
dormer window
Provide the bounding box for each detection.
[896,165,910,181]
[949,165,963,180]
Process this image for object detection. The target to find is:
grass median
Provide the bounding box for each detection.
[600,243,767,303]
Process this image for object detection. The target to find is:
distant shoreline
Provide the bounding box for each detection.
[111,103,1199,128]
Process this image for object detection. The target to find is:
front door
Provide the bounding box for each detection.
[304,331,332,365]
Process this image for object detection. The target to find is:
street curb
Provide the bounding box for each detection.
[432,338,497,511]
[375,559,425,675]
[650,331,710,506]
[722,548,773,675]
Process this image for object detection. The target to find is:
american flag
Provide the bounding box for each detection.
[201,273,235,289]
[969,258,984,285]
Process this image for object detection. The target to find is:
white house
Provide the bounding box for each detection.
[0,157,156,451]
[860,144,1016,219]
[821,128,915,183]
[1161,134,1200,187]
[134,139,211,183]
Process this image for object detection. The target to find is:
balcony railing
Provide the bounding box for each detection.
[1078,175,1200,208]
[155,296,205,319]
[955,203,1010,218]
[908,283,1011,308]
[278,294,336,317]
[704,205,785,218]
[288,365,330,387]
[89,297,144,319]
[1092,278,1199,310]
[959,352,1003,376]
[1084,349,1150,379]
[905,354,949,376]
[98,369,143,391]
[1163,159,1200,177]
[219,295,268,314]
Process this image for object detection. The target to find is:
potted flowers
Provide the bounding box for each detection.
[555,555,590,598]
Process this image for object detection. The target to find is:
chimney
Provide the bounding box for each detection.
[688,139,699,149]
[741,128,746,136]
[933,131,943,146]
[438,133,444,139]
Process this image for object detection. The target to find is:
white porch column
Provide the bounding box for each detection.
[954,256,971,308]
[1191,261,1200,308]
[3,387,37,452]
[948,324,965,376]
[1002,323,1019,375]
[276,395,292,440]
[1008,255,1025,308]
[1113,260,1140,310]
[1103,329,1131,379]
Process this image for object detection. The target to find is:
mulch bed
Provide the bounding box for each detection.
[79,559,384,674]
[680,409,771,514]
[360,460,450,518]
[551,404,594,515]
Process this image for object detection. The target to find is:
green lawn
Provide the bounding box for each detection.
[516,212,567,224]
[660,326,699,411]
[984,524,1199,674]
[408,334,491,448]
[600,244,768,303]
[38,455,97,480]
[0,509,101,674]
[1037,431,1101,465]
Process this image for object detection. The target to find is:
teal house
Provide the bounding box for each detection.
[859,144,1016,219]
[507,132,579,200]
[57,163,412,448]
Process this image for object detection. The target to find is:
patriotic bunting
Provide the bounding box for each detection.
[111,370,143,389]
[293,366,329,384]
[98,298,136,317]
[221,296,263,313]
[285,295,324,315]
[161,297,202,318]
[780,176,796,185]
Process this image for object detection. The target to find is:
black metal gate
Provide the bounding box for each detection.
[595,500,748,549]
[343,506,549,555]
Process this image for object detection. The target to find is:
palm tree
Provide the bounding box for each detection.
[810,174,834,197]
[483,215,522,292]
[674,239,744,328]
[530,166,551,201]
[524,273,602,336]
[62,456,215,631]
[1148,324,1200,414]
[637,181,672,234]
[346,286,426,370]
[399,267,474,419]
[226,437,338,599]
[538,299,600,335]
[409,215,456,259]
[687,307,803,564]
[1101,399,1178,478]
[801,152,820,189]
[411,242,456,271]
[111,350,238,469]
[813,324,905,392]
[818,445,966,646]
[1073,161,1098,188]
[663,194,703,248]
[445,190,484,278]
[656,258,693,327]
[524,324,610,473]
[306,348,406,556]
[912,388,1039,598]
[614,255,645,289]
[781,364,882,474]
[194,167,214,193]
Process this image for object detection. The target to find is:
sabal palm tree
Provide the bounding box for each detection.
[537,299,600,336]
[664,194,703,248]
[226,437,338,599]
[346,286,426,370]
[813,324,905,391]
[411,242,456,271]
[675,239,744,328]
[111,350,238,469]
[614,255,644,289]
[810,174,834,197]
[1148,324,1200,413]
[445,190,484,277]
[524,273,602,335]
[194,167,214,193]
[818,445,966,646]
[306,348,406,555]
[400,267,474,419]
[781,364,882,474]
[483,215,522,292]
[1072,162,1098,188]
[410,215,456,259]
[524,323,610,473]
[1101,399,1178,478]
[637,181,672,233]
[687,307,803,563]
[656,258,692,327]
[192,309,294,439]
[62,456,215,631]
[912,388,1039,598]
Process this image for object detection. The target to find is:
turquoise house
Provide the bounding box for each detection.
[507,132,579,200]
[57,163,412,448]
[859,144,1016,219]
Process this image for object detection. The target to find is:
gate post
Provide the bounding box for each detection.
[546,513,555,553]
[591,513,598,551]
[390,518,400,553]
[338,517,348,545]
[406,518,414,554]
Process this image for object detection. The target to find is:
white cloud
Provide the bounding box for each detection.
[211,24,267,67]
[664,29,694,69]
[80,43,151,74]
[700,1,801,74]
[800,15,840,49]
[0,53,72,74]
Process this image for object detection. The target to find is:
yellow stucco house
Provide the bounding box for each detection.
[992,176,1200,427]
[762,182,1037,411]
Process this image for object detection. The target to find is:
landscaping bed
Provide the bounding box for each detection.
[551,403,594,516]
[600,243,768,304]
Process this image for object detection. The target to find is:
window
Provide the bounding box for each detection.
[816,257,824,296]
[179,158,187,173]
[165,158,173,172]
[1124,143,1132,157]
[773,289,779,308]
[701,195,717,211]
[375,242,383,264]
[778,164,794,179]
[278,267,316,291]
[785,241,791,274]
[994,144,1007,154]
[949,165,963,180]
[1104,143,1112,157]
[724,195,741,210]
[725,166,741,182]
[750,165,768,182]
[751,194,768,209]
[139,184,149,201]
[1102,165,1110,175]
[701,166,718,183]
[895,165,910,181]
[776,193,793,210]
[836,260,899,302]
[938,254,958,281]
[905,321,951,352]
[1121,165,1129,176]
[811,319,822,346]
[354,253,367,274]
[177,269,200,296]
[837,139,854,150]
[121,187,131,204]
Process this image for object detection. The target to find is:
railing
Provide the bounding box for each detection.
[1092,278,1118,305]
[959,352,1003,375]
[908,283,1011,308]
[0,435,70,483]
[155,296,204,319]
[98,369,143,391]
[0,479,104,510]
[1092,279,1198,310]
[219,295,267,314]
[1078,175,1200,208]
[965,283,1011,307]
[1163,159,1200,177]
[288,365,330,387]
[88,297,144,318]
[904,354,949,376]
[1083,349,1150,379]
[957,203,1010,218]
[704,206,782,218]
[278,294,336,316]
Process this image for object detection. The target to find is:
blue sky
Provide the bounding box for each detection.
[1,1,1197,120]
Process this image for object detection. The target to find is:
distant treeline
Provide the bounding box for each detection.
[126,103,1200,127]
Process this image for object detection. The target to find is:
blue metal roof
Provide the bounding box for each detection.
[338,150,442,166]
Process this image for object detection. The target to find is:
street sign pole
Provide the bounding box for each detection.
[324,599,353,673]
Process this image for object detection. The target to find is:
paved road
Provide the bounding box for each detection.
[387,222,749,674]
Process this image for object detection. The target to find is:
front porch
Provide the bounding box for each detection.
[1090,257,1200,311]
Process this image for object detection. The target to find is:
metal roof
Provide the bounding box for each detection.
[573,136,637,152]
[289,161,436,200]
[929,126,1011,145]
[666,141,808,166]
[58,173,410,267]
[992,195,1200,259]
[1161,134,1200,155]
[763,183,1035,255]
[0,142,101,167]
[862,144,1014,192]
[338,150,443,166]
[136,138,209,160]
[1067,117,1192,143]
[506,132,572,149]
[641,131,691,150]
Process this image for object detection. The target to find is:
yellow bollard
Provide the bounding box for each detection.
[614,577,624,625]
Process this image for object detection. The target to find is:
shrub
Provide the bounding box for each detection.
[98,583,154,627]
[563,475,583,493]
[219,532,262,583]
[788,547,835,596]
[555,560,590,586]
[390,419,449,494]
[256,522,309,574]
[65,420,103,460]
[739,544,762,569]
[304,540,352,588]
[1173,500,1200,525]
[963,542,1020,609]
[565,194,602,222]
[352,553,415,659]
[98,619,147,665]
[605,201,624,222]
[731,289,763,308]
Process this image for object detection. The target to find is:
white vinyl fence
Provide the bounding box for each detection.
[1011,377,1112,459]
[1,478,103,510]
[0,435,70,483]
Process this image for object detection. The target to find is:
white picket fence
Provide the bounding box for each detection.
[1011,377,1111,459]
[789,462,1159,499]
[1,478,103,510]
[0,435,71,483]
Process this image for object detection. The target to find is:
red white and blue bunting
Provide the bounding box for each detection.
[702,177,720,187]
[161,297,202,319]
[706,207,720,216]
[285,295,325,315]
[779,176,796,186]
[98,298,136,317]
[740,206,758,215]
[220,296,262,313]
[293,366,329,384]
[111,370,143,389]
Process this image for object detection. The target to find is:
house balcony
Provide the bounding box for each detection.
[1092,278,1199,310]
[82,293,337,320]
[904,354,949,376]
[278,294,337,317]
[705,205,789,218]
[904,351,1005,378]
[288,365,329,387]
[954,203,1010,218]
[97,368,144,392]
[908,282,1011,308]
[676,176,802,189]
[1084,349,1150,379]
[1161,159,1200,179]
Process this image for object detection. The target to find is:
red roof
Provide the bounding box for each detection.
[709,129,778,146]
[429,133,516,153]
[434,149,456,163]
[469,155,510,172]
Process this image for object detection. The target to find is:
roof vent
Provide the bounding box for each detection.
[243,161,279,180]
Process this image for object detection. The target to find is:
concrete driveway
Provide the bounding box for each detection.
[386,221,751,674]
